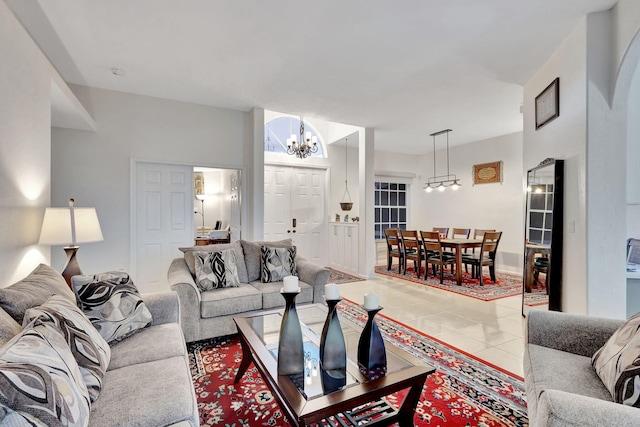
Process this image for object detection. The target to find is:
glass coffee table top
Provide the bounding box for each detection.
[240,304,416,399]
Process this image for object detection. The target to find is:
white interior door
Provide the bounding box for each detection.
[134,162,193,292]
[264,165,327,266]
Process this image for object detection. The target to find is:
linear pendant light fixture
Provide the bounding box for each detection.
[287,116,318,159]
[424,129,461,193]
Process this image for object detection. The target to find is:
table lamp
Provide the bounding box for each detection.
[38,199,104,287]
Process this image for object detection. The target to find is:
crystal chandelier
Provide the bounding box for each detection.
[287,116,318,159]
[424,129,461,193]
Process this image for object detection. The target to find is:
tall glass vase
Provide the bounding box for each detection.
[278,291,304,376]
[319,298,346,370]
[357,306,387,379]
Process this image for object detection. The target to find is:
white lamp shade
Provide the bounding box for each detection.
[39,207,104,246]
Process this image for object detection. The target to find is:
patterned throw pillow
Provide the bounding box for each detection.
[71,271,152,344]
[260,245,297,283]
[193,249,241,291]
[0,320,91,427]
[592,311,640,406]
[24,295,111,403]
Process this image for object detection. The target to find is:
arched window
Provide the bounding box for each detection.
[264,117,324,158]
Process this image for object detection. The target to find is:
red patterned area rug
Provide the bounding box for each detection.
[326,267,365,284]
[375,264,537,304]
[188,300,528,427]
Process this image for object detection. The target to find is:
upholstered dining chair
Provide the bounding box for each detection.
[400,229,423,277]
[420,231,456,284]
[432,227,449,239]
[384,228,404,274]
[462,231,502,286]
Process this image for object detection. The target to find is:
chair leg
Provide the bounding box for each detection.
[479,266,484,286]
[387,256,392,271]
[489,265,496,283]
[415,259,421,278]
[439,264,444,284]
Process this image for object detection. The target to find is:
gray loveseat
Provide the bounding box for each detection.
[0,264,199,427]
[524,310,640,427]
[168,239,330,342]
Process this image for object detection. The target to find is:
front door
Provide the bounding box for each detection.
[264,165,327,266]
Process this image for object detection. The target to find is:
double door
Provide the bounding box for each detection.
[264,165,327,267]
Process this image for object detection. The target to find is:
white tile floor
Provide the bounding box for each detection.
[338,269,527,377]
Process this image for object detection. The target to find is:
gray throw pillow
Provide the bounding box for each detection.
[260,245,297,283]
[592,311,640,406]
[0,319,90,427]
[0,307,22,348]
[0,264,76,324]
[24,295,111,403]
[193,249,241,291]
[179,240,248,283]
[241,239,293,282]
[71,271,152,344]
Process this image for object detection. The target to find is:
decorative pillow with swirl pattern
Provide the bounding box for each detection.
[0,320,90,427]
[24,295,111,403]
[71,271,152,344]
[260,245,297,283]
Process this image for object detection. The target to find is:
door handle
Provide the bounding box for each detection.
[292,218,297,228]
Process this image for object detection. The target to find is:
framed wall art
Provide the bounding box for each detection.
[472,161,503,185]
[535,77,560,130]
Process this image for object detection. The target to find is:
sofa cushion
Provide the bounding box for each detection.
[241,239,293,282]
[72,271,152,344]
[180,240,248,283]
[252,280,314,310]
[199,284,262,319]
[592,311,640,405]
[24,295,111,403]
[193,249,240,291]
[525,343,612,419]
[89,356,197,427]
[260,245,297,283]
[0,306,21,348]
[108,323,186,370]
[0,264,76,324]
[0,320,90,427]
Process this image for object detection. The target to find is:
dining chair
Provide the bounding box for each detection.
[432,227,449,239]
[533,255,550,293]
[462,231,502,285]
[462,228,496,272]
[384,228,404,274]
[400,229,423,277]
[420,231,456,284]
[444,228,471,266]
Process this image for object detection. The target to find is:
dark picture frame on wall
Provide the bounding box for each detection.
[535,78,560,130]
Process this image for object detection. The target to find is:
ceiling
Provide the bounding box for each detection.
[8,0,617,154]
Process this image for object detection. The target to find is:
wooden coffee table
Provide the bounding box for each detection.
[234,304,434,427]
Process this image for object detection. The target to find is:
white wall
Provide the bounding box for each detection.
[51,85,250,276]
[0,1,53,286]
[415,132,524,273]
[523,19,588,314]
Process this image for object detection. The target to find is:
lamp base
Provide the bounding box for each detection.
[61,246,82,289]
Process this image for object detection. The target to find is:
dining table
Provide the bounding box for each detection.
[439,238,483,285]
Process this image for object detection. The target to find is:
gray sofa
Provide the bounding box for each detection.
[169,239,330,342]
[524,310,640,427]
[0,265,199,427]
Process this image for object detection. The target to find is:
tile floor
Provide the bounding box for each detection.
[338,267,529,377]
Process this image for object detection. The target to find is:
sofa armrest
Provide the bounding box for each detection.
[142,291,180,326]
[296,257,331,304]
[526,310,623,357]
[535,389,640,427]
[168,258,202,343]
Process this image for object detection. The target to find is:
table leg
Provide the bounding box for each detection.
[234,333,253,384]
[397,376,427,426]
[455,247,463,285]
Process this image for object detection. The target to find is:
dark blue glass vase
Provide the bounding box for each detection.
[277,291,304,376]
[357,306,387,379]
[319,298,346,371]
